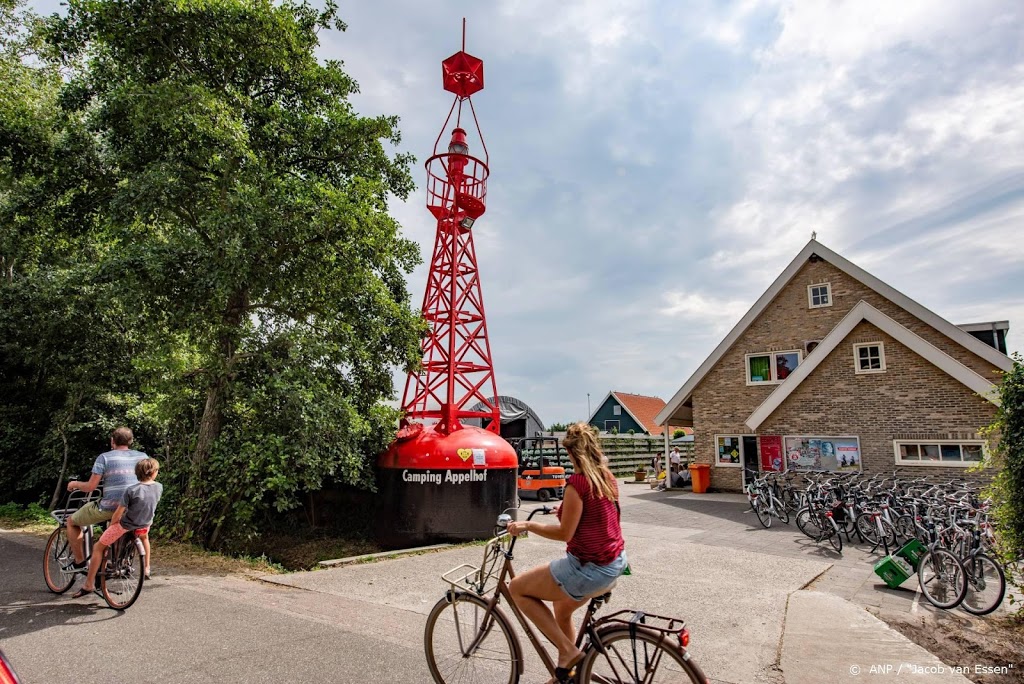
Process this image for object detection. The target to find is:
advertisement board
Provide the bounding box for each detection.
[760,435,784,472]
[784,436,861,472]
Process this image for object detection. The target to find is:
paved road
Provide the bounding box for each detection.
[0,485,993,683]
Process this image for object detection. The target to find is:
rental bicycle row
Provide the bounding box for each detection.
[744,470,1008,614]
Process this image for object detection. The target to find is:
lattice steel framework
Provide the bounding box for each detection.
[400,22,501,436]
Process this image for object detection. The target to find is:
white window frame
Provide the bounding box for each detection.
[612,405,621,416]
[853,342,886,374]
[745,350,803,385]
[893,440,987,468]
[714,434,746,468]
[604,420,619,433]
[808,282,832,309]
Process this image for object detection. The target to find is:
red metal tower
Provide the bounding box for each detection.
[377,22,517,548]
[400,21,500,436]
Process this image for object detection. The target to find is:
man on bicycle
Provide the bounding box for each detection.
[65,427,148,573]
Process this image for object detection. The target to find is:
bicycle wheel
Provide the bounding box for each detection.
[579,626,706,683]
[753,497,771,528]
[424,592,520,684]
[855,513,880,547]
[782,489,799,514]
[774,497,790,526]
[43,527,76,594]
[100,538,144,610]
[894,515,917,543]
[821,522,843,553]
[875,520,898,553]
[795,508,821,540]
[917,549,967,610]
[960,553,1006,616]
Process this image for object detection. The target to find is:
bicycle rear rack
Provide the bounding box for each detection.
[598,609,688,637]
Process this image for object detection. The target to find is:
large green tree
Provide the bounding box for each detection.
[1,0,140,507]
[984,354,1024,610]
[2,0,423,545]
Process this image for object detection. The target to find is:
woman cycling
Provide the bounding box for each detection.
[507,422,627,682]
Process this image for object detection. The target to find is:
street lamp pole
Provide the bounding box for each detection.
[587,393,591,419]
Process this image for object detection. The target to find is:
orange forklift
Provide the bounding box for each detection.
[514,436,568,502]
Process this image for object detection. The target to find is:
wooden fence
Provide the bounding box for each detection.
[537,434,695,477]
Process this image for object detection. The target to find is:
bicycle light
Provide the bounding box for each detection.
[678,627,690,648]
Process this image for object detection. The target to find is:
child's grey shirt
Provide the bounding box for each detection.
[119,482,163,531]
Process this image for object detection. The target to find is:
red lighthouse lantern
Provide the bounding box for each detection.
[377,22,517,547]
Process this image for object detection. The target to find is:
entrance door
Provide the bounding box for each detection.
[742,436,760,487]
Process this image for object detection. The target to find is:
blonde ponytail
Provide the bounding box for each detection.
[562,422,617,501]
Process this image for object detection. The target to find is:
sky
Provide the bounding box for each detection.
[29,0,1024,426]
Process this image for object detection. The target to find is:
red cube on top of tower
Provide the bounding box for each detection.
[442,50,484,98]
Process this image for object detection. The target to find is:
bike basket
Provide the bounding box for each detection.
[873,555,913,589]
[895,539,927,571]
[440,536,507,596]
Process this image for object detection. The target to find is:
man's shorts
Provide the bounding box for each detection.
[70,501,114,527]
[549,551,628,601]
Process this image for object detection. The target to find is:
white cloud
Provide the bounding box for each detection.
[26,0,1024,423]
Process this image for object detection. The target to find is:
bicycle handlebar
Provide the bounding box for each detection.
[500,506,554,554]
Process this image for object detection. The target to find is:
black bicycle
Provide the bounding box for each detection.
[43,489,146,610]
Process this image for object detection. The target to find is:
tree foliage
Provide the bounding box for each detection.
[1,0,423,546]
[984,353,1024,608]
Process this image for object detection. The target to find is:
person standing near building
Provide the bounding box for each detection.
[670,447,682,472]
[65,427,148,573]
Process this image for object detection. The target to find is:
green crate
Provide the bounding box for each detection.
[895,539,927,571]
[873,555,914,589]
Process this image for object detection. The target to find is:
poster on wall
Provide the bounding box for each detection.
[784,436,861,472]
[717,437,741,465]
[760,435,784,472]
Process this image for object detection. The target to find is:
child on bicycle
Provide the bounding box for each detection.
[73,458,162,599]
[506,423,627,683]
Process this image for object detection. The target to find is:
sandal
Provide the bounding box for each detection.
[71,587,96,599]
[553,650,585,682]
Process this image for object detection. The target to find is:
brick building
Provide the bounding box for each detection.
[654,239,1012,492]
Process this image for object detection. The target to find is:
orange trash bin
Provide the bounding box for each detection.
[688,463,711,493]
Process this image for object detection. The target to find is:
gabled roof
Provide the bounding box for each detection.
[591,391,671,435]
[745,301,1002,430]
[655,239,1013,426]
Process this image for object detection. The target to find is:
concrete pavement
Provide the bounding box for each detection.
[1,483,1011,683]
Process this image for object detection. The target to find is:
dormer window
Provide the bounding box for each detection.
[808,283,832,309]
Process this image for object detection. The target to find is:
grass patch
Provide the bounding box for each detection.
[243,530,383,571]
[0,502,54,533]
[152,539,286,576]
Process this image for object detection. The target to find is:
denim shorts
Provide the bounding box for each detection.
[549,551,628,601]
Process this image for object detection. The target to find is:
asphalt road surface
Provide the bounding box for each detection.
[1,490,831,684]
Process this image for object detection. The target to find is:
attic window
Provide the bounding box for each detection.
[808,283,832,309]
[854,342,886,374]
[613,405,621,416]
[746,350,802,385]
